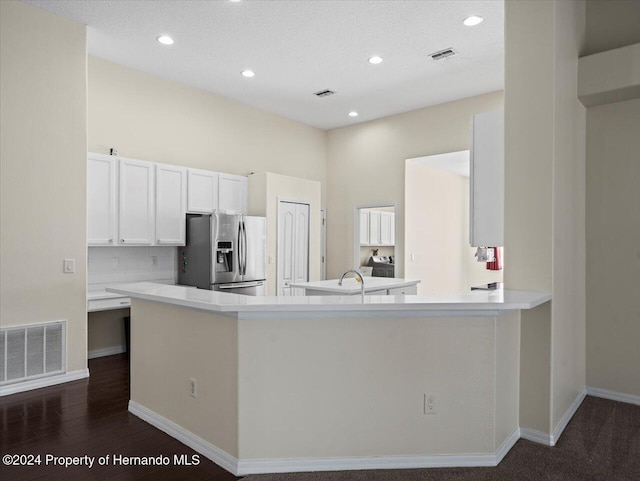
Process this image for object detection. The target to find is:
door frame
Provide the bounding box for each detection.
[353,202,397,271]
[277,197,312,296]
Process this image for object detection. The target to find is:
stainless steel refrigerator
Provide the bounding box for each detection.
[178,212,267,295]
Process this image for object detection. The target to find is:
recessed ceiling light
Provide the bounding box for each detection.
[241,70,255,78]
[229,0,242,2]
[463,15,484,27]
[368,56,383,65]
[157,35,174,45]
[348,111,359,117]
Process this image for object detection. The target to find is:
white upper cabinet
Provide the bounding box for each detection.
[218,173,248,214]
[187,169,219,213]
[87,154,117,246]
[365,210,395,246]
[380,211,393,246]
[155,164,187,245]
[470,109,504,247]
[118,157,155,245]
[359,211,370,245]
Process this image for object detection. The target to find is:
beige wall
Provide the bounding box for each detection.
[583,0,640,56]
[550,0,587,432]
[586,99,640,397]
[0,1,88,372]
[88,310,127,354]
[326,91,504,279]
[248,172,322,295]
[505,0,586,434]
[405,163,502,295]
[88,56,327,201]
[238,313,517,459]
[130,300,239,456]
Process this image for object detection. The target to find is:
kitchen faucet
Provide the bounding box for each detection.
[338,269,365,302]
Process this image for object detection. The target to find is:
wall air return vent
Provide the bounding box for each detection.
[313,89,336,98]
[1,321,65,386]
[429,48,457,61]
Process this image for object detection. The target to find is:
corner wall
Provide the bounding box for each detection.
[326,91,503,279]
[88,57,327,201]
[0,1,88,373]
[586,99,640,397]
[504,0,586,435]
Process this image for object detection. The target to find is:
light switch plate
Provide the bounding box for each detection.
[63,258,75,273]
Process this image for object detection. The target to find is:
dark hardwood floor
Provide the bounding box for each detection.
[0,354,237,481]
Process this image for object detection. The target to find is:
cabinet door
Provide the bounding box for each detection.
[470,109,504,247]
[218,174,248,214]
[359,211,370,245]
[118,157,154,245]
[369,211,381,245]
[155,164,187,245]
[389,212,396,245]
[87,154,117,245]
[380,212,392,245]
[187,169,218,213]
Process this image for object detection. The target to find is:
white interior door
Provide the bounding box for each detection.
[277,201,310,296]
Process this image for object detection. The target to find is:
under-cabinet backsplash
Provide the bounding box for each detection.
[88,247,176,285]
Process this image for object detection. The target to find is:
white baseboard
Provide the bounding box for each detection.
[88,345,127,359]
[586,386,640,406]
[520,428,553,446]
[520,389,587,447]
[495,427,521,465]
[128,401,238,475]
[0,369,89,397]
[129,400,520,476]
[551,389,587,445]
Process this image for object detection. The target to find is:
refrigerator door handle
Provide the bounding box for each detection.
[238,220,242,276]
[217,281,264,289]
[242,220,248,276]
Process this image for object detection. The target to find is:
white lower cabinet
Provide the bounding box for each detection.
[118,157,155,245]
[387,285,417,295]
[155,164,187,245]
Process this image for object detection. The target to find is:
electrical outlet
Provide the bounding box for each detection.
[189,378,197,398]
[151,255,158,266]
[424,394,436,414]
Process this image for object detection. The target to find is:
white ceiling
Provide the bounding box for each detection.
[24,0,504,130]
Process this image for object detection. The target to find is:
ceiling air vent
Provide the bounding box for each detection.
[313,89,336,98]
[429,48,457,61]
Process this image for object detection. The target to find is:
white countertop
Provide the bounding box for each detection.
[289,277,420,294]
[107,282,551,319]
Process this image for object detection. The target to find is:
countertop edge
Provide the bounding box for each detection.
[107,283,551,318]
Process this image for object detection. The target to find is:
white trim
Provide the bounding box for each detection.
[237,452,497,476]
[519,428,553,446]
[519,389,587,447]
[88,345,127,359]
[128,401,238,475]
[586,386,640,406]
[495,428,520,464]
[128,401,521,476]
[0,369,89,397]
[551,389,586,445]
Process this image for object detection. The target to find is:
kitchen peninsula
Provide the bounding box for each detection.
[108,282,550,476]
